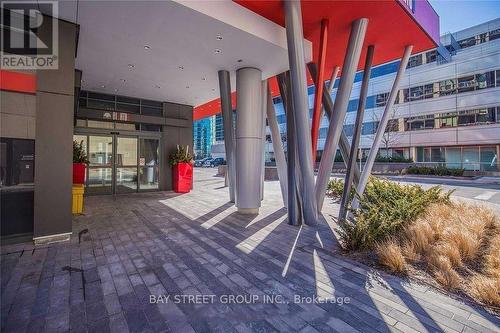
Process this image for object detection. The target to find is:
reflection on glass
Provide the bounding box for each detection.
[116,168,137,193]
[116,137,137,166]
[445,148,461,169]
[480,147,497,171]
[463,147,480,171]
[89,136,113,166]
[87,168,112,195]
[139,139,159,190]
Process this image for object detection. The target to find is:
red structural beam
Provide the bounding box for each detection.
[311,19,328,163]
[0,70,36,94]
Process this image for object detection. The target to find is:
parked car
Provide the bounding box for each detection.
[202,158,214,167]
[209,157,225,167]
[194,157,210,167]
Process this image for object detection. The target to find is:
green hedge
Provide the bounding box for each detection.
[328,178,451,250]
[406,165,464,176]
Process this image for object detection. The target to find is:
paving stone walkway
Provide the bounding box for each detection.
[1,169,499,333]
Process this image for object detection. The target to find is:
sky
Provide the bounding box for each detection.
[429,0,500,33]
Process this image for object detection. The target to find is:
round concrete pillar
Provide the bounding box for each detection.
[235,67,263,214]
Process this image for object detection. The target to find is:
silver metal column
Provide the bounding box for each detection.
[307,63,361,186]
[328,66,340,93]
[260,80,268,201]
[218,70,236,203]
[266,83,288,207]
[315,18,369,213]
[283,0,318,225]
[352,45,413,208]
[277,72,301,225]
[235,67,264,214]
[339,45,375,222]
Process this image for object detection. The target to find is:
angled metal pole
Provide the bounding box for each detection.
[352,45,413,209]
[327,66,340,93]
[277,72,301,225]
[266,83,288,208]
[218,70,236,203]
[315,18,368,213]
[260,80,268,201]
[283,0,318,225]
[308,62,361,186]
[339,45,375,222]
[311,19,329,163]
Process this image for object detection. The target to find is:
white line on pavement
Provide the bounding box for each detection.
[474,191,497,201]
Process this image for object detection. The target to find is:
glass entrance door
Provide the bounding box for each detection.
[87,135,113,195]
[74,133,159,194]
[115,137,138,193]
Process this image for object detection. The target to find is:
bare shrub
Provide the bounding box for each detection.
[443,229,481,262]
[468,275,500,306]
[433,242,463,268]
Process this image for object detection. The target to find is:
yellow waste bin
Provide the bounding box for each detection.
[72,184,85,214]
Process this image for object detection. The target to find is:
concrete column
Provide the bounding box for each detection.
[266,83,288,207]
[33,18,76,244]
[235,67,263,214]
[218,70,237,203]
[339,45,375,222]
[353,45,413,208]
[283,0,318,225]
[315,18,369,213]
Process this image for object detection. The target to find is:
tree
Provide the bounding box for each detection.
[368,106,403,158]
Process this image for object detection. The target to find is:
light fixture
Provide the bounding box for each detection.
[237,59,243,63]
[101,85,105,88]
[128,64,135,69]
[212,88,215,91]
[114,89,118,92]
[154,85,160,89]
[201,77,206,81]
[186,86,190,89]
[178,66,184,70]
[216,34,223,41]
[144,45,150,50]
[121,79,126,83]
[214,49,221,54]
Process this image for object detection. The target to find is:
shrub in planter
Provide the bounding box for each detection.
[169,145,194,193]
[407,165,464,176]
[73,140,89,184]
[335,178,451,251]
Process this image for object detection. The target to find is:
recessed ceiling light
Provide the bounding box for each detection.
[201,77,206,81]
[121,79,126,83]
[114,89,118,92]
[212,88,215,91]
[237,59,243,63]
[144,45,150,50]
[214,49,221,54]
[178,66,184,70]
[186,86,190,89]
[101,85,105,88]
[154,85,160,89]
[128,64,135,69]
[216,34,223,41]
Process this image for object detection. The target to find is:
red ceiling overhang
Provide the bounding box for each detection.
[194,0,439,120]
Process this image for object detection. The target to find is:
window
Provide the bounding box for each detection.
[490,29,500,41]
[425,50,437,63]
[439,79,456,96]
[407,54,423,68]
[458,75,475,93]
[375,93,389,107]
[423,84,434,99]
[457,110,476,126]
[437,113,457,128]
[116,103,140,113]
[141,106,163,117]
[402,88,409,103]
[496,70,500,87]
[476,108,496,124]
[87,99,115,111]
[431,147,445,163]
[343,124,354,137]
[362,121,379,135]
[477,33,488,44]
[480,146,497,171]
[405,115,434,131]
[409,86,423,101]
[385,119,399,132]
[476,72,495,89]
[458,36,476,49]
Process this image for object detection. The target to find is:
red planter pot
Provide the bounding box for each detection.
[173,162,193,193]
[73,163,86,184]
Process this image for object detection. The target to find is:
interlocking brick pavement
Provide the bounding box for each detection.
[1,169,499,332]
